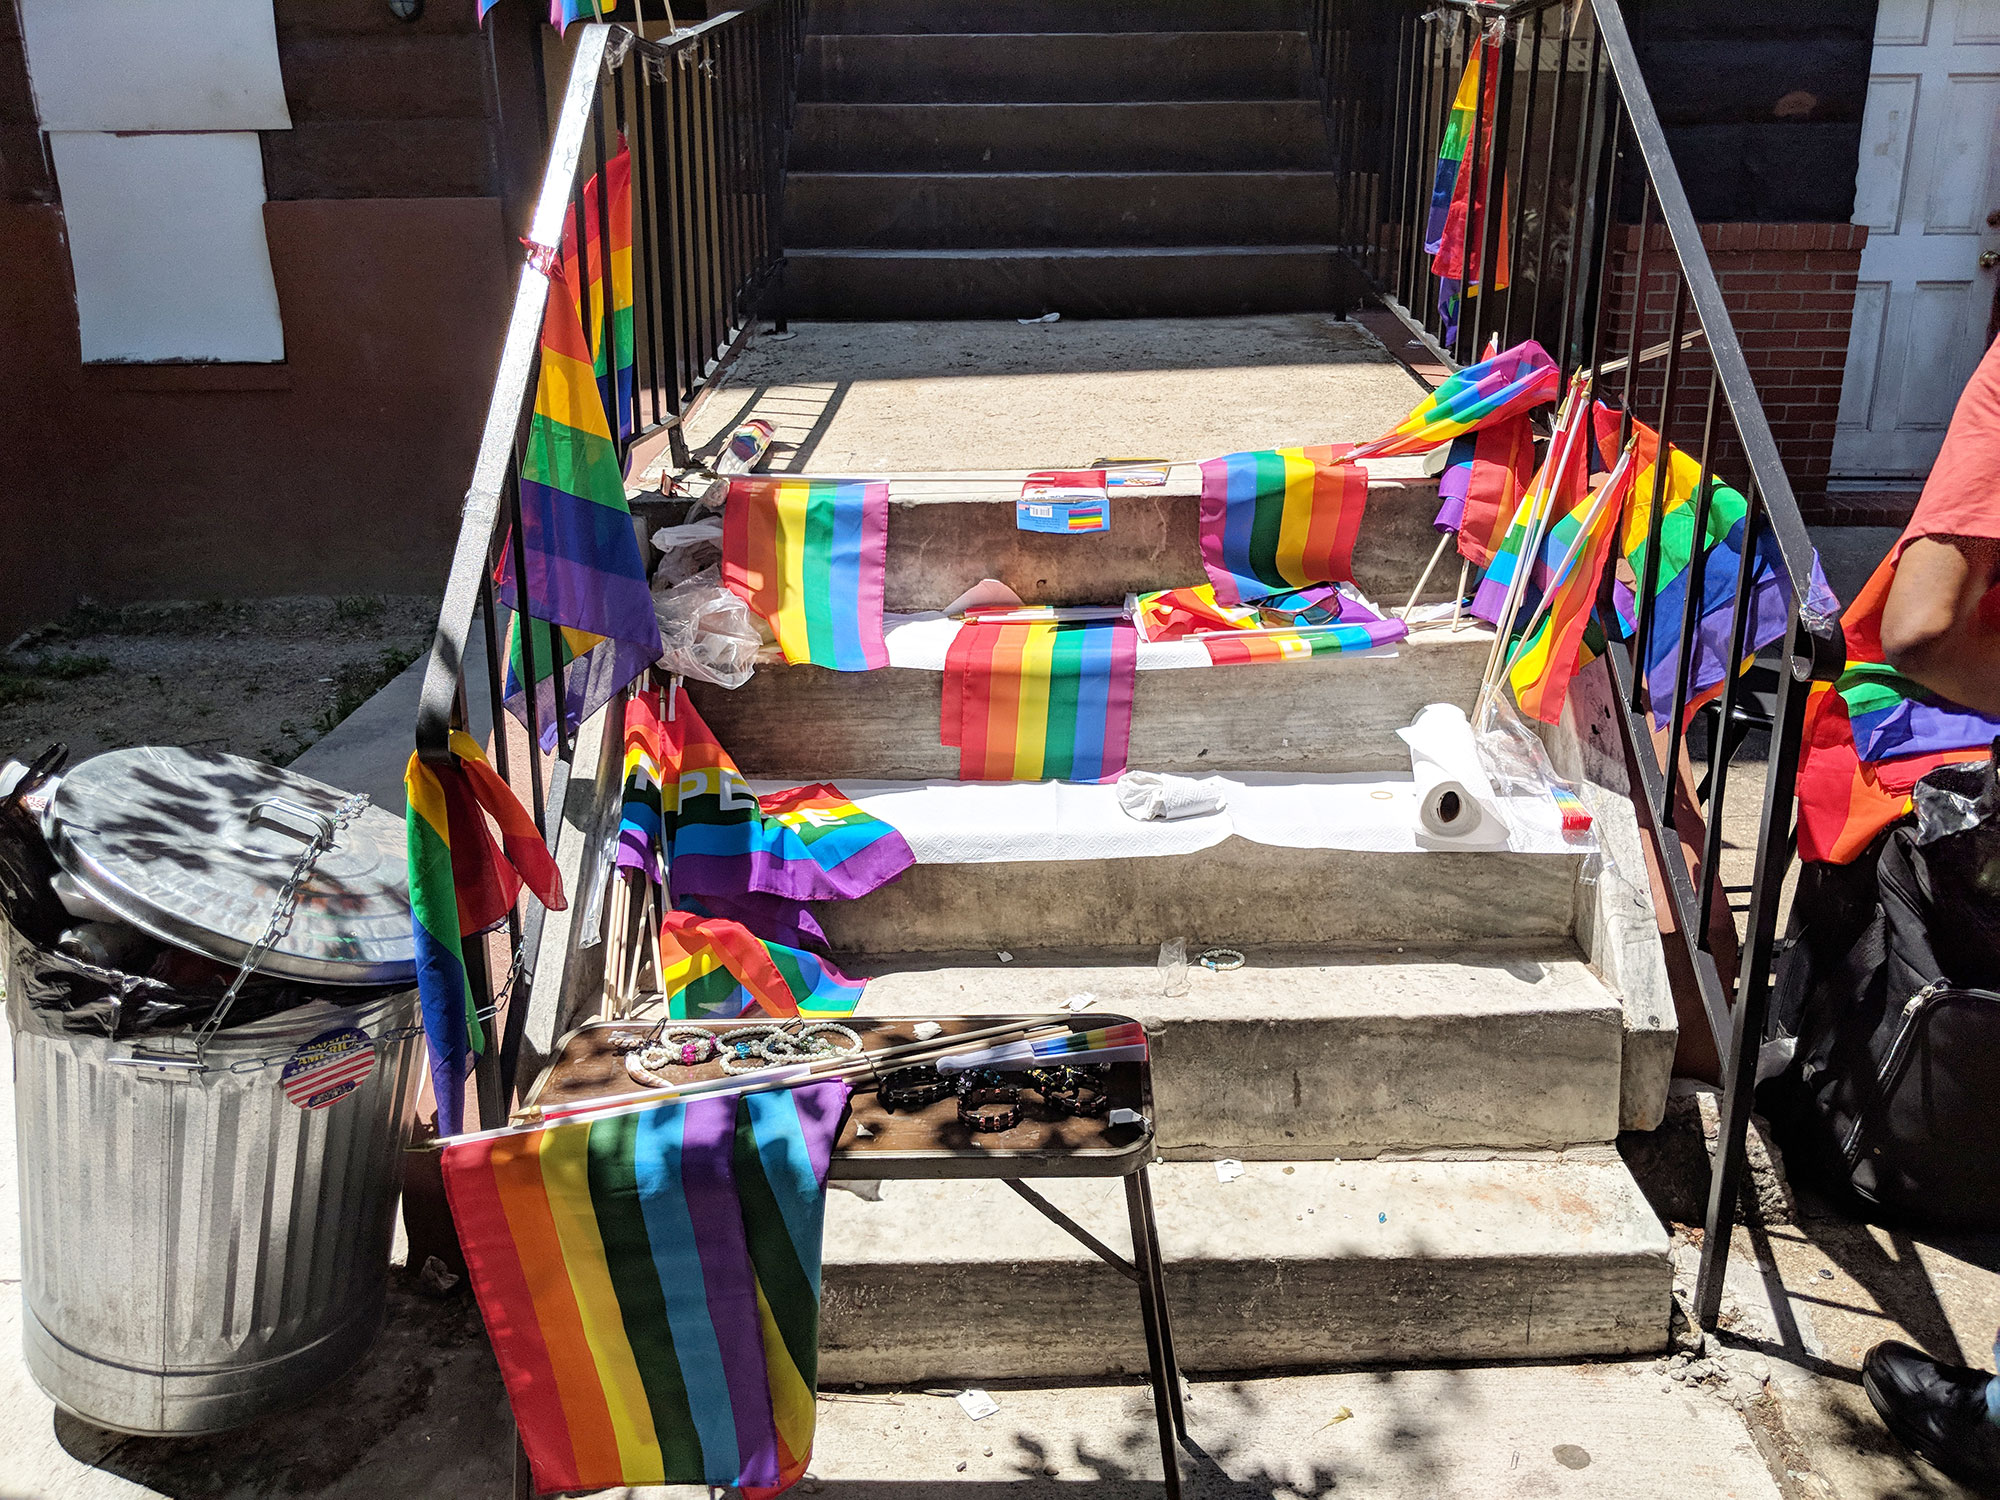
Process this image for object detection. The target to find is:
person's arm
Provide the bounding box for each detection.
[1879,534,2000,718]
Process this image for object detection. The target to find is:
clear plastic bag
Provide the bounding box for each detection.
[654,565,760,689]
[650,517,725,591]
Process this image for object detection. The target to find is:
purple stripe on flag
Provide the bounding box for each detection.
[679,1094,782,1491]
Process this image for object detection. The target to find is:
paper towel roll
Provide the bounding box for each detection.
[1396,703,1510,848]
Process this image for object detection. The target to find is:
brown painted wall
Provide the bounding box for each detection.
[0,1,545,637]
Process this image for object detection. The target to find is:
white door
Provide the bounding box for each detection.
[1834,0,2000,478]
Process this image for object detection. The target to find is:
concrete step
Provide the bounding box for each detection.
[800,32,1313,104]
[786,170,1344,250]
[818,1154,1671,1381]
[789,101,1334,173]
[814,837,1582,953]
[687,469,1450,615]
[807,0,1310,34]
[851,948,1627,1157]
[785,244,1361,320]
[689,623,1490,781]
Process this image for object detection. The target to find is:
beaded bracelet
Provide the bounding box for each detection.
[957,1085,1022,1134]
[1030,1064,1113,1119]
[877,1065,952,1113]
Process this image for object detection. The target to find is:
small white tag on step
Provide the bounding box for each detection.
[956,1389,1000,1421]
[1215,1158,1245,1184]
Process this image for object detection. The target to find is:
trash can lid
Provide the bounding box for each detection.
[43,747,416,985]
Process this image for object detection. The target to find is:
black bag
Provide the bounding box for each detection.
[1767,751,2000,1231]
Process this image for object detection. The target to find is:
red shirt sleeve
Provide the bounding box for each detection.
[1906,335,2000,549]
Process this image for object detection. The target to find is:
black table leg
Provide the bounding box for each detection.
[1136,1165,1189,1444]
[1125,1170,1184,1499]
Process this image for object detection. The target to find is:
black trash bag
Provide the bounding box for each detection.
[4,923,403,1040]
[1763,744,2000,1230]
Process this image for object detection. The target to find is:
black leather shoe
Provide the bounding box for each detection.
[1864,1340,2000,1494]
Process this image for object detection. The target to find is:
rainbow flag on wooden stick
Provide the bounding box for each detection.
[657,910,865,1021]
[406,732,566,1136]
[496,268,661,751]
[1427,35,1511,343]
[657,686,913,904]
[1196,446,1368,606]
[1349,340,1559,462]
[1435,414,1536,568]
[723,477,889,671]
[441,1079,849,1497]
[1597,411,1838,730]
[942,617,1137,782]
[561,138,635,445]
[1508,444,1639,724]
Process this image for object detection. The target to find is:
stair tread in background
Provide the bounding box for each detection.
[801,32,1312,104]
[807,0,1312,34]
[789,101,1335,173]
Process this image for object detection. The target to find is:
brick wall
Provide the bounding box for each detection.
[1601,222,1866,515]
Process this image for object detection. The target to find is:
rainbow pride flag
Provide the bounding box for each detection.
[1131,584,1259,642]
[1509,446,1638,724]
[1200,619,1408,667]
[1197,446,1368,606]
[441,1079,848,1497]
[1428,36,1511,343]
[561,139,635,446]
[657,910,865,1021]
[478,0,603,24]
[723,477,889,671]
[1470,393,1597,625]
[496,269,661,751]
[1349,340,1560,462]
[616,687,668,887]
[942,618,1137,782]
[1435,414,1536,568]
[1598,412,1838,729]
[658,686,914,904]
[406,732,566,1136]
[1797,549,2000,863]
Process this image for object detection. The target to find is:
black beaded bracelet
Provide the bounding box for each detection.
[1031,1064,1112,1119]
[958,1085,1023,1134]
[877,1065,952,1113]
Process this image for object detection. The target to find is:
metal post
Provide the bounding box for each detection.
[1124,1171,1184,1499]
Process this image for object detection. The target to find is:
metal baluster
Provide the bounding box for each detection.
[1465,20,1514,360]
[1584,97,1624,385]
[1498,3,1542,350]
[1618,187,1656,451]
[1632,277,1690,726]
[631,52,668,434]
[1696,472,1765,938]
[1662,363,1725,829]
[590,98,619,453]
[503,441,549,831]
[1696,600,1814,1329]
[1554,27,1604,379]
[1529,0,1575,359]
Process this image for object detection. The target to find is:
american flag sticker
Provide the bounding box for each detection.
[280,1027,376,1110]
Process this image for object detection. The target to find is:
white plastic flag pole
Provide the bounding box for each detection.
[1401,529,1455,621]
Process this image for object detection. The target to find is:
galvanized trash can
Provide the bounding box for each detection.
[5,747,423,1436]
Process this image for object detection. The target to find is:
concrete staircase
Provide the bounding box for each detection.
[668,464,1677,1382]
[785,0,1365,318]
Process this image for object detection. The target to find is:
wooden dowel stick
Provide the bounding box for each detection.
[1401,529,1454,621]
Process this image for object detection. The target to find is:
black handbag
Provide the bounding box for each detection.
[1768,751,2000,1230]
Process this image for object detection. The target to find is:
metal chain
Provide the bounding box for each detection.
[189,792,371,1065]
[221,903,530,1077]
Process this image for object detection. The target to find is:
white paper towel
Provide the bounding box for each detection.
[1115,771,1234,821]
[1396,703,1511,849]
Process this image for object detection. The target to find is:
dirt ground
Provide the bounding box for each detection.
[0,594,438,771]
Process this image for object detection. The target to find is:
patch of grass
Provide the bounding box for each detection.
[0,676,46,708]
[54,598,251,639]
[29,652,110,680]
[333,595,386,625]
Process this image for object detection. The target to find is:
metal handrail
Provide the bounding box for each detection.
[408,5,802,1116]
[1312,0,1846,1327]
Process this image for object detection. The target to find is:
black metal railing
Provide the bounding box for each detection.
[412,6,802,1124]
[1312,0,1845,1327]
